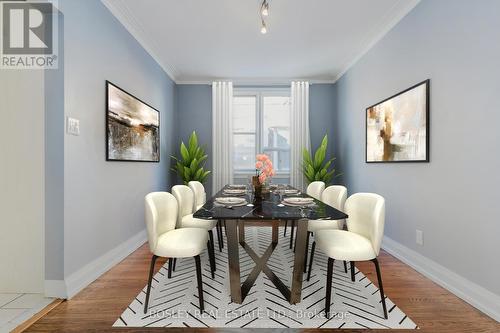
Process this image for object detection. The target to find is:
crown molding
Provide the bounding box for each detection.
[176,77,337,85]
[332,0,420,83]
[101,0,179,81]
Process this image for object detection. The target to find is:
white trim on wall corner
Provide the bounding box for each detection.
[64,230,147,299]
[44,280,67,298]
[382,236,500,322]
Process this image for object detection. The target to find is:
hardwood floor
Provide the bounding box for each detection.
[27,233,499,332]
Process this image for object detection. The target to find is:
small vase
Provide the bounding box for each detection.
[252,175,263,199]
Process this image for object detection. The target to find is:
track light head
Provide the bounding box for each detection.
[260,20,268,34]
[261,1,269,16]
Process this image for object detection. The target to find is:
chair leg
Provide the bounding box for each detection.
[194,255,205,312]
[343,261,348,274]
[208,230,216,275]
[207,241,215,278]
[217,220,223,252]
[303,231,311,273]
[372,258,388,319]
[325,257,334,318]
[289,220,295,249]
[350,261,355,282]
[284,220,288,236]
[307,241,316,281]
[172,258,177,272]
[168,257,173,279]
[143,255,158,314]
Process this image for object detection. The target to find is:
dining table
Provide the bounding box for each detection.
[193,184,348,305]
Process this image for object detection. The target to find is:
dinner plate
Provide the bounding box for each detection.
[223,188,246,195]
[283,189,300,194]
[283,197,314,206]
[227,184,246,189]
[215,197,246,205]
[282,201,316,207]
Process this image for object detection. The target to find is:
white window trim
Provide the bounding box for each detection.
[233,87,291,178]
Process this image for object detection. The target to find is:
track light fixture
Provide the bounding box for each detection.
[260,0,270,34]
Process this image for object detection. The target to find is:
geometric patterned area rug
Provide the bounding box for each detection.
[114,227,418,329]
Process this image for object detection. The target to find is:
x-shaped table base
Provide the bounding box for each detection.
[225,219,309,304]
[240,240,291,301]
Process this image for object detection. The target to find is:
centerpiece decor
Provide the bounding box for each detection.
[253,154,275,198]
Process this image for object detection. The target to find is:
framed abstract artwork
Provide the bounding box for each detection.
[366,80,429,163]
[106,81,160,162]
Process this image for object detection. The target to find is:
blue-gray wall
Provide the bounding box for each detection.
[309,84,339,177]
[175,84,339,194]
[44,10,65,281]
[175,85,213,193]
[335,0,500,297]
[60,0,176,278]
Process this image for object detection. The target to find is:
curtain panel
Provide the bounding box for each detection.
[290,81,310,191]
[212,81,234,194]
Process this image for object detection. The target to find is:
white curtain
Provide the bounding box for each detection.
[290,81,310,191]
[212,81,234,194]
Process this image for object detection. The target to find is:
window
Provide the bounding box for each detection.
[233,89,291,183]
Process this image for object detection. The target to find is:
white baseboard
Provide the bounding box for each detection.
[64,230,147,299]
[382,236,500,322]
[44,279,67,298]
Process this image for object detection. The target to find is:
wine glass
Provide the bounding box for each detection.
[247,175,254,202]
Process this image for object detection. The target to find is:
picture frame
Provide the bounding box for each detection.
[105,81,160,162]
[365,79,430,163]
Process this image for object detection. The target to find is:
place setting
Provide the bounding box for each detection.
[222,187,247,196]
[214,196,248,208]
[281,196,316,208]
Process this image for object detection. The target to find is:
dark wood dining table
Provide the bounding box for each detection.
[193,185,348,305]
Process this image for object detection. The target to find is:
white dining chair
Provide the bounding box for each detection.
[284,181,326,247]
[172,185,217,275]
[143,192,214,314]
[306,181,326,200]
[188,181,206,211]
[309,185,347,232]
[307,193,387,319]
[189,181,225,252]
[302,185,348,273]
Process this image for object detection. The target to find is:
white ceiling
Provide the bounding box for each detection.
[102,0,420,84]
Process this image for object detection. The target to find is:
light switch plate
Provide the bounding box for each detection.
[67,117,80,136]
[416,229,424,246]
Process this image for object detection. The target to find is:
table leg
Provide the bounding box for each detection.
[272,220,279,244]
[226,220,242,303]
[290,218,308,304]
[238,220,245,244]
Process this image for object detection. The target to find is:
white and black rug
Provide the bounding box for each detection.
[114,227,417,329]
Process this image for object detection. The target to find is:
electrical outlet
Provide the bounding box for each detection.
[67,117,80,136]
[416,229,424,246]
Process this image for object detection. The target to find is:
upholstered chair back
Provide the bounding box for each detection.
[172,185,195,225]
[321,185,347,210]
[188,181,206,211]
[306,181,326,200]
[145,192,178,253]
[345,193,385,255]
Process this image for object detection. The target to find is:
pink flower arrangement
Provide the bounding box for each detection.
[255,154,275,184]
